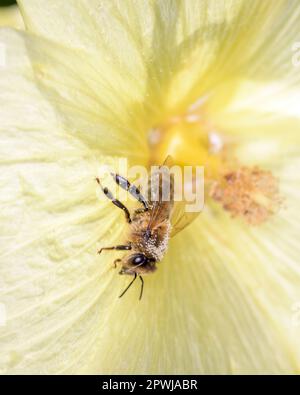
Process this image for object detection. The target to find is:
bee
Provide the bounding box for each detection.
[97,156,197,300]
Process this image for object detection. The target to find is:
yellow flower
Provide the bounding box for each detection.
[0,0,300,374]
[0,4,24,29]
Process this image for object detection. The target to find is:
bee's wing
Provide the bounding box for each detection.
[146,155,200,236]
[170,158,202,237]
[145,156,174,232]
[170,200,200,237]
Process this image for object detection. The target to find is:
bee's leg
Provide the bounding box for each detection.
[119,272,137,298]
[113,259,122,268]
[134,207,148,215]
[111,173,148,210]
[139,276,144,300]
[98,244,131,254]
[96,178,131,223]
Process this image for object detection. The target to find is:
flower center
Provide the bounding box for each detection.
[148,114,281,225]
[148,115,222,180]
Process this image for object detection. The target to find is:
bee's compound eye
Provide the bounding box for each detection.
[132,254,147,266]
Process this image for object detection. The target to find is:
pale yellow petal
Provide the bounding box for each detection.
[8,30,148,162]
[18,1,300,122]
[0,28,124,374]
[206,79,300,170]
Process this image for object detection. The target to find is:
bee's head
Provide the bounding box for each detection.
[120,253,156,275]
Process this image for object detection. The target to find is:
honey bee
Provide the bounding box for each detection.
[97,156,197,299]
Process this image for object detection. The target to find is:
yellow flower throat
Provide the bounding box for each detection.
[148,114,281,225]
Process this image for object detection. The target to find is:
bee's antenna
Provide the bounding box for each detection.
[119,273,137,298]
[139,276,144,300]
